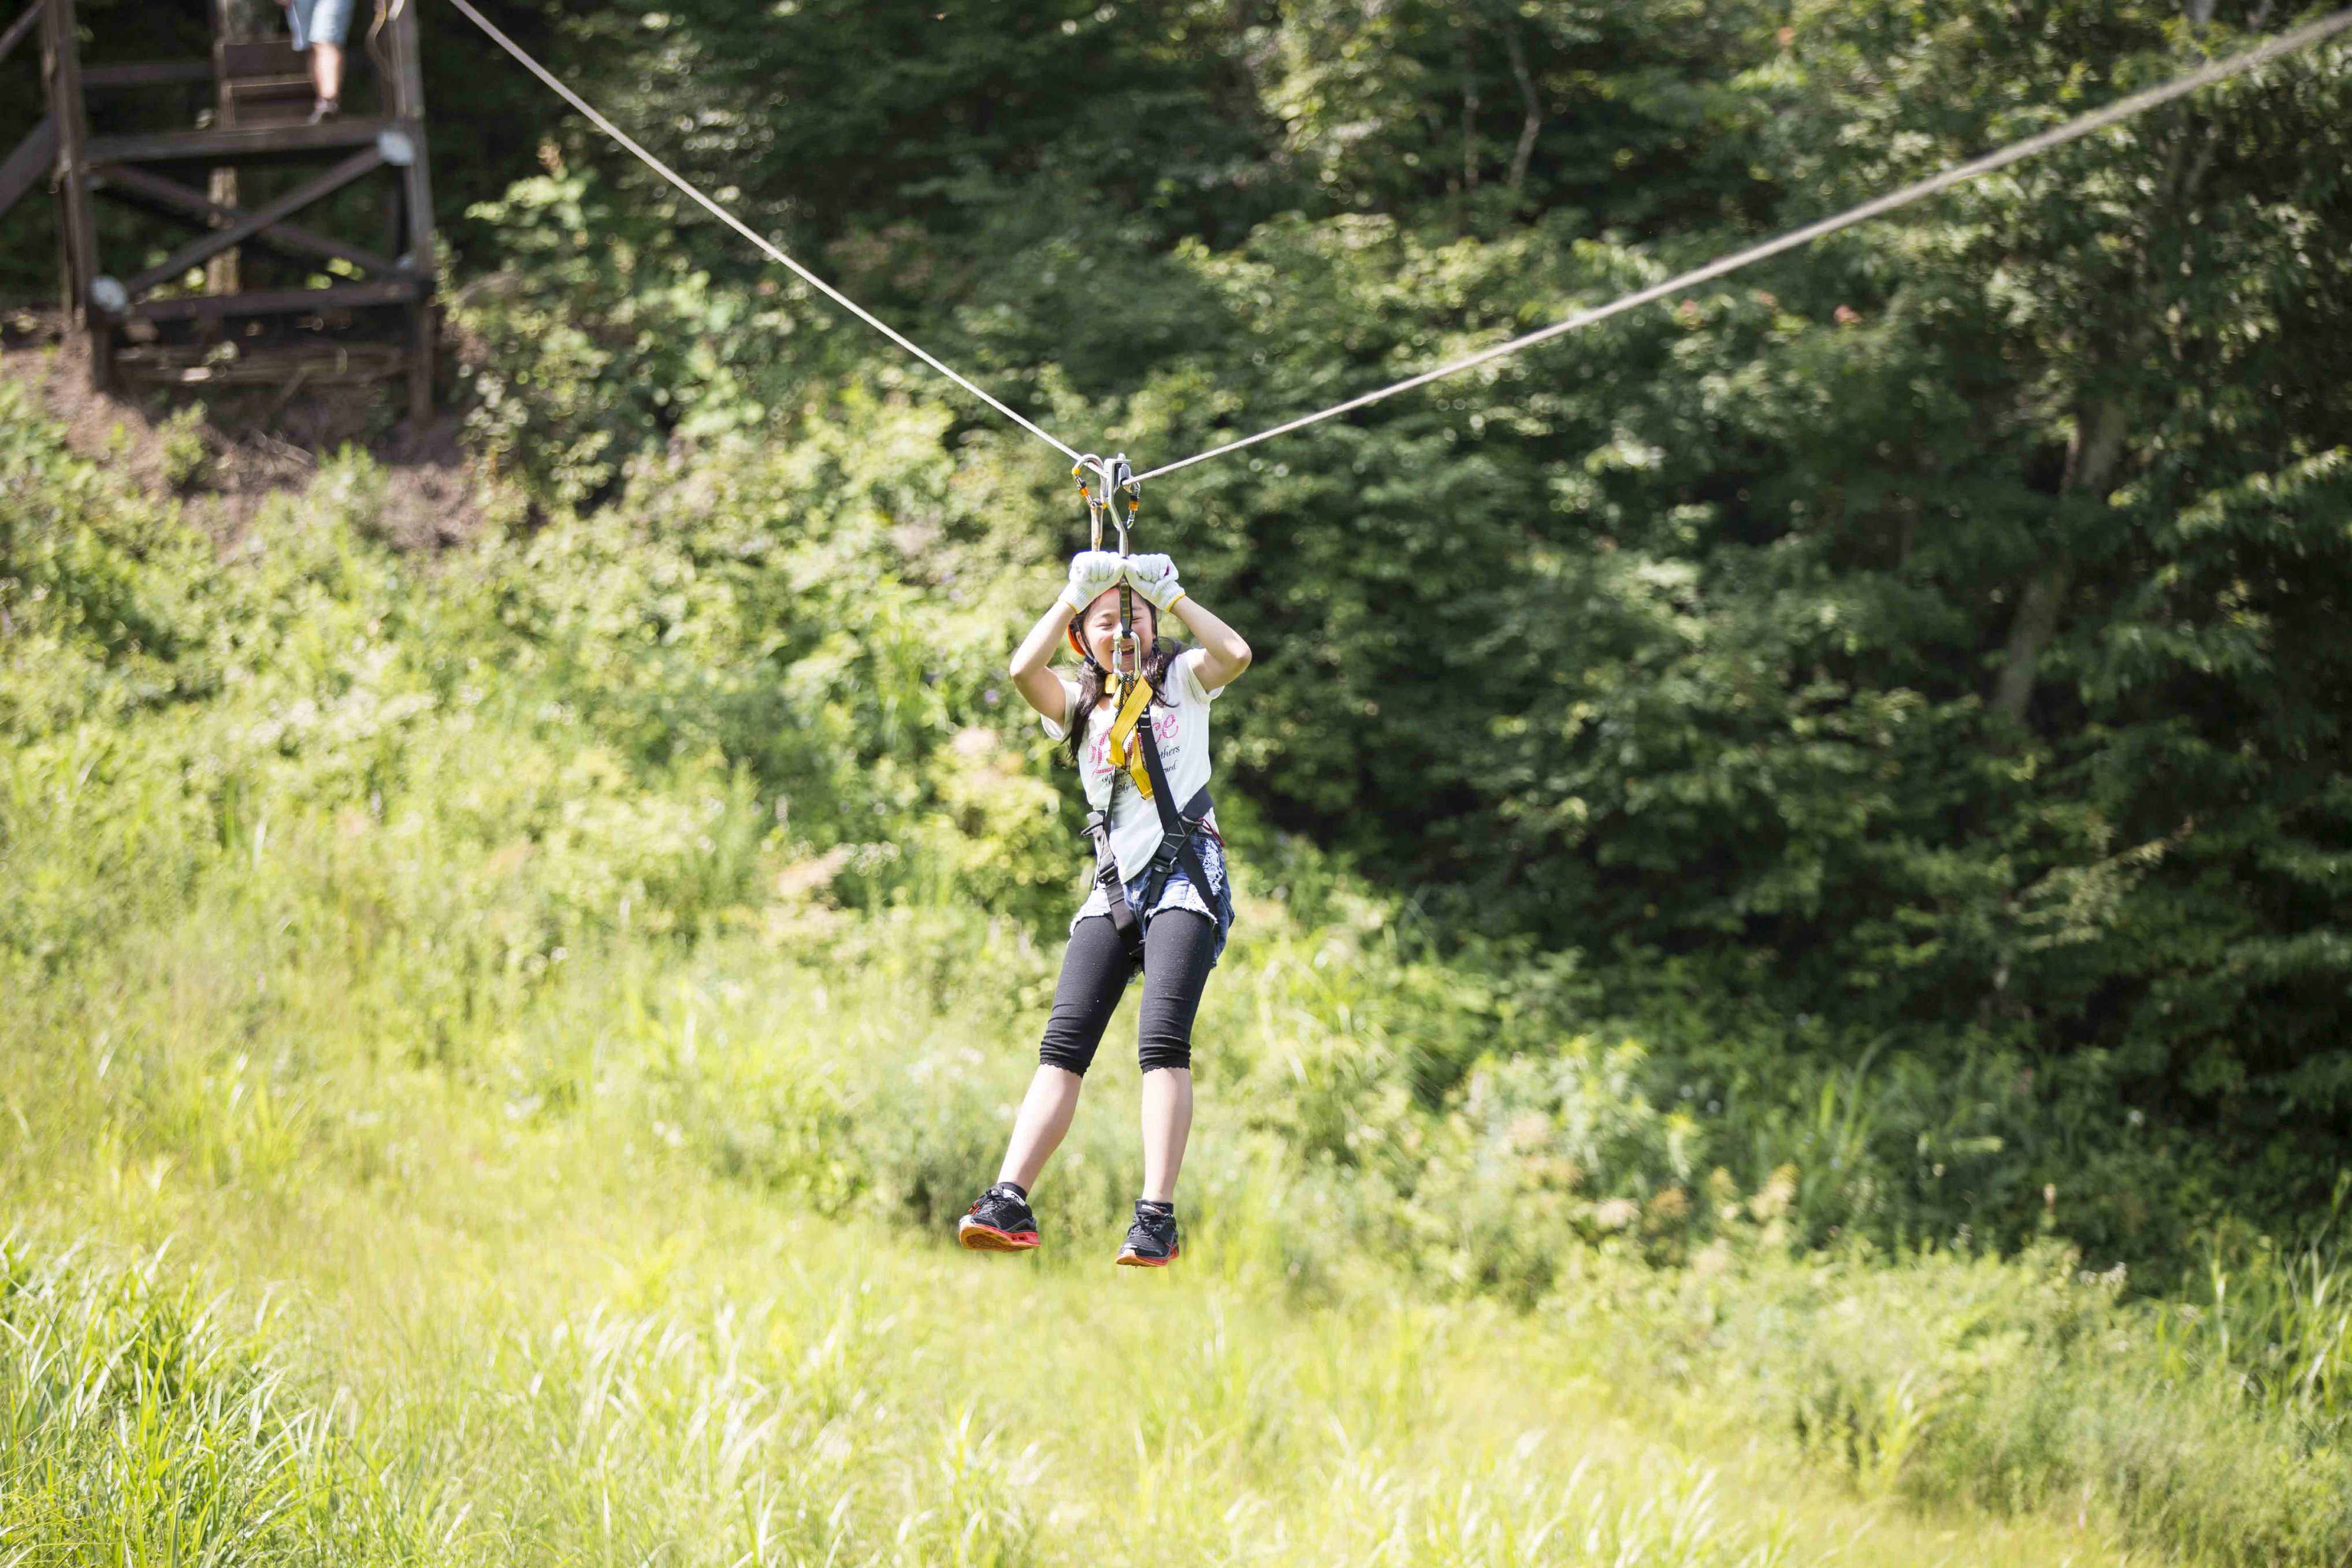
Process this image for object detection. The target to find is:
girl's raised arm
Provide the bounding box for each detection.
[1127,556,1251,692]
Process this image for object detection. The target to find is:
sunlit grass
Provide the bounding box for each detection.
[1,1076,2136,1568]
[3,798,2345,1565]
[0,874,2172,1567]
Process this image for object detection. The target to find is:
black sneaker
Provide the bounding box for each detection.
[956,1183,1039,1252]
[1114,1201,1180,1268]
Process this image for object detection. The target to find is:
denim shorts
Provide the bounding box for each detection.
[288,0,355,50]
[1072,832,1236,967]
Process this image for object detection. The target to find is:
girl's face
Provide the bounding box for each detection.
[1080,589,1155,676]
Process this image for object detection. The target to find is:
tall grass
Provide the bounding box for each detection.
[0,1238,455,1564]
[8,848,2347,1565]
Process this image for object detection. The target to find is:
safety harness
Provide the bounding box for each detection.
[1071,453,1218,968]
[1086,672,1217,966]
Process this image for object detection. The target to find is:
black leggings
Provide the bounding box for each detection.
[1036,911,1217,1076]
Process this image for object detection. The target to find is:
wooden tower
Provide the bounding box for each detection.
[0,0,437,417]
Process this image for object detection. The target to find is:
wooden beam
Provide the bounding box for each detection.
[119,144,383,300]
[406,300,433,421]
[384,0,435,420]
[86,116,396,166]
[218,38,303,78]
[53,188,67,317]
[127,278,421,322]
[0,113,55,224]
[389,0,434,279]
[41,0,101,383]
[83,60,214,88]
[95,162,404,279]
[0,1,40,72]
[385,0,423,119]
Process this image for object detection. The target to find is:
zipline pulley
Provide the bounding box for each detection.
[1072,451,1141,551]
[1072,451,1144,676]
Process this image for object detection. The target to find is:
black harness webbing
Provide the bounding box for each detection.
[1084,680,1216,968]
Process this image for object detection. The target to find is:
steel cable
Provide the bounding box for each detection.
[1134,9,2352,483]
[444,0,2347,488]
[443,0,1079,462]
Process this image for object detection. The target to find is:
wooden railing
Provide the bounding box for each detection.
[0,1,41,72]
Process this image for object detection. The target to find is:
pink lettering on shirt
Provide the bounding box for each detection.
[1087,712,1181,772]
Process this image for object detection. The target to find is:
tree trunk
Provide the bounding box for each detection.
[1459,29,1480,192]
[1988,3,2238,732]
[1502,14,1541,193]
[1990,397,2128,726]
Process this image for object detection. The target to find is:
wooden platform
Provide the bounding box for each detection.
[114,338,410,388]
[87,116,407,165]
[0,0,440,417]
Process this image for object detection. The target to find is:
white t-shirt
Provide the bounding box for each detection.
[1041,647,1225,884]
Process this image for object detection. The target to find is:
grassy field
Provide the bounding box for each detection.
[0,923,2138,1567]
[4,375,2348,1565]
[3,871,2339,1566]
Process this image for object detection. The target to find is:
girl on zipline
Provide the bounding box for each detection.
[957,549,1250,1266]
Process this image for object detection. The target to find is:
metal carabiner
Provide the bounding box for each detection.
[1073,449,1148,676]
[1099,452,1134,675]
[1104,452,1139,554]
[1072,452,1108,550]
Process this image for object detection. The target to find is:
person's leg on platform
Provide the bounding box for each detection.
[313,40,343,106]
[301,0,354,120]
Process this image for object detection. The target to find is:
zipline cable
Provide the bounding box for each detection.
[442,0,1080,462]
[1134,8,2352,484]
[445,0,2347,488]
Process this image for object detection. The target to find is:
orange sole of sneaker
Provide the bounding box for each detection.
[1114,1246,1180,1268]
[957,1220,1040,1252]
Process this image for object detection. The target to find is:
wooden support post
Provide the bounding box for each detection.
[389,0,434,421]
[205,165,241,294]
[404,300,432,421]
[209,1,237,295]
[40,0,103,387]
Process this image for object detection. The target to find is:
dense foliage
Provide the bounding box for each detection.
[425,0,2352,1265]
[6,2,2349,1266]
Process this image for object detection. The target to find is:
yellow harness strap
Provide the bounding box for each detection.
[1103,673,1157,801]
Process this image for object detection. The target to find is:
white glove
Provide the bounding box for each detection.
[1056,550,1127,614]
[1124,553,1186,613]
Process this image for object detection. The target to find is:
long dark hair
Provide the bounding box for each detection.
[1065,638,1182,770]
